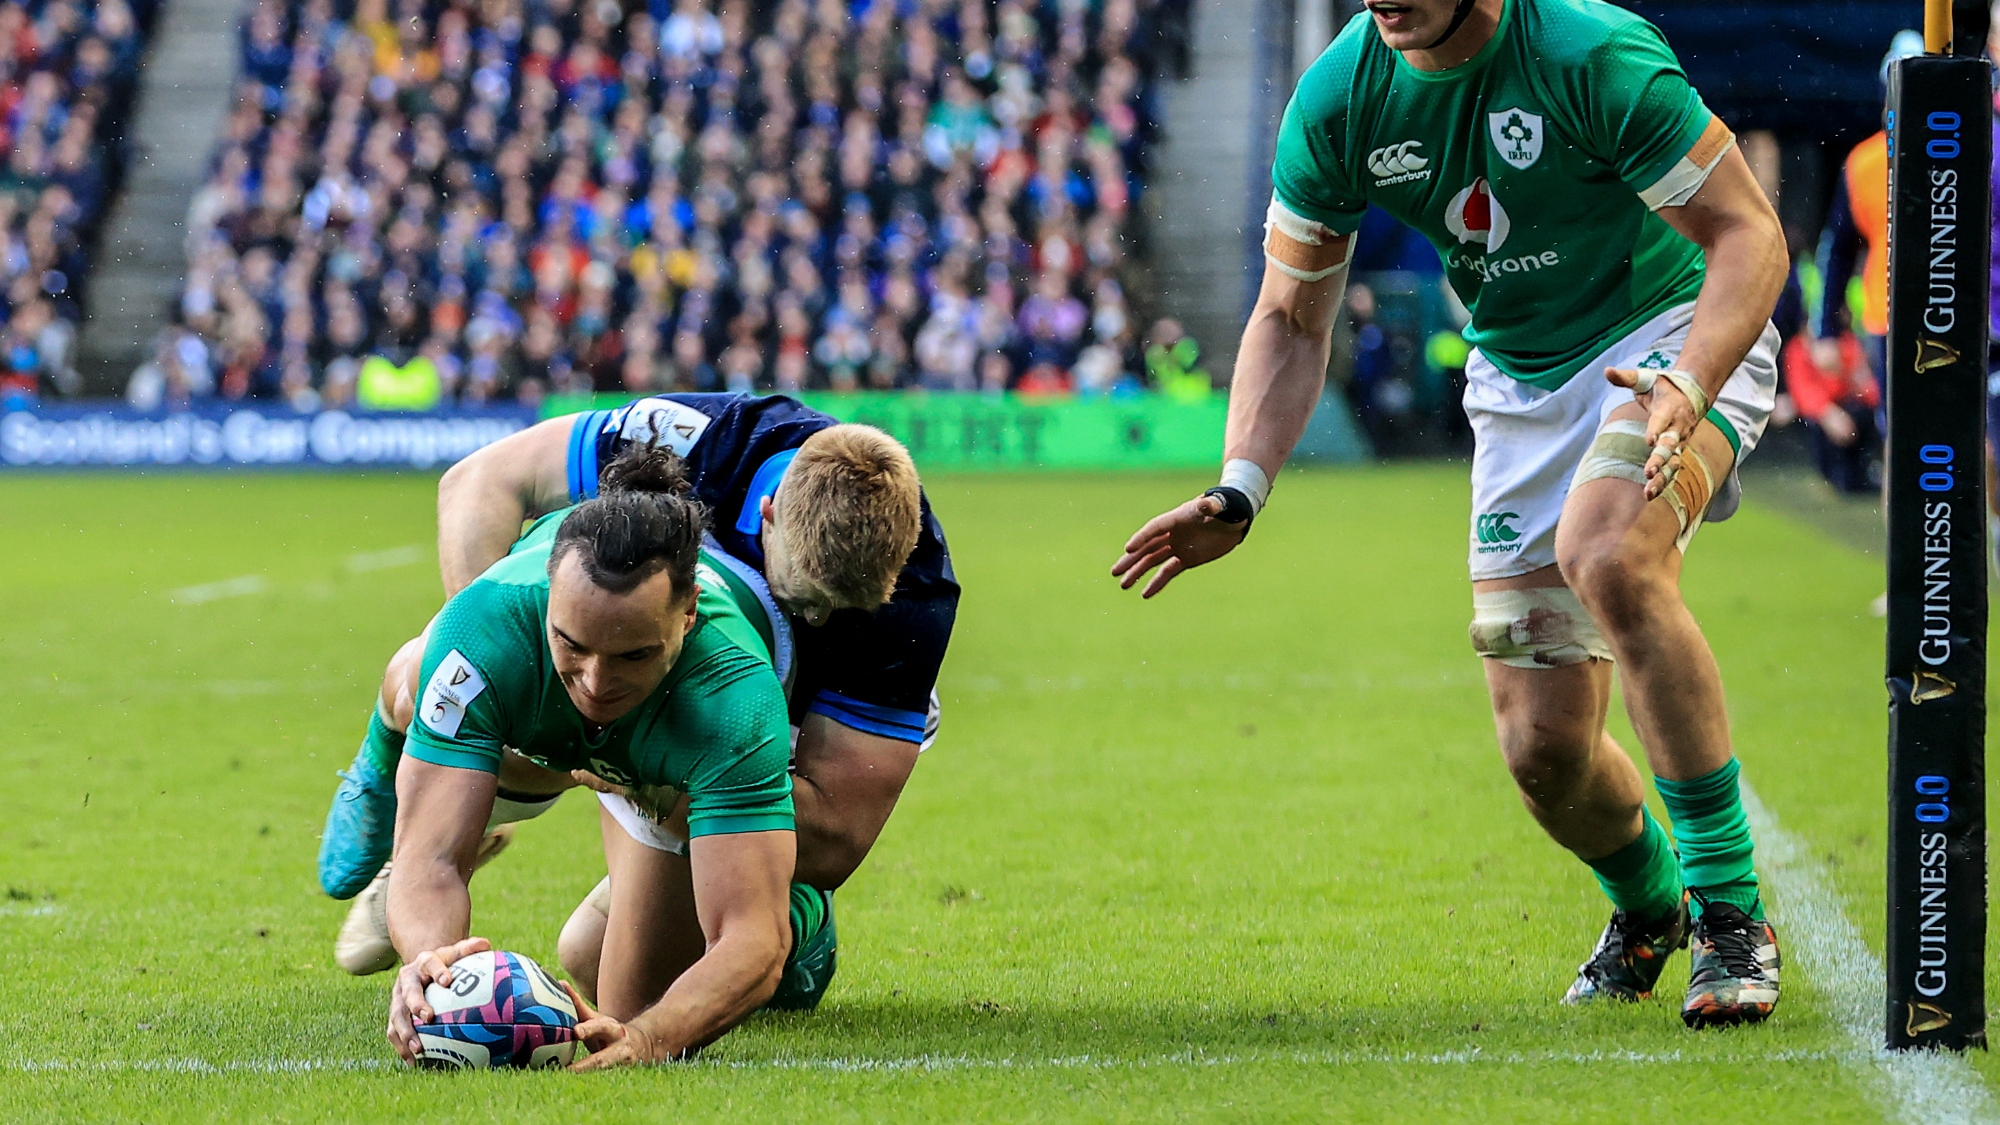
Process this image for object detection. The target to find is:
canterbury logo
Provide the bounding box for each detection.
[1475,512,1521,545]
[1368,141,1429,179]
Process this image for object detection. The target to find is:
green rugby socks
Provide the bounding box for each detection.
[788,882,829,952]
[1655,758,1762,919]
[1585,806,1684,921]
[360,707,406,778]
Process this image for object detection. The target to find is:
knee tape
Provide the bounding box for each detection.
[1572,419,1716,551]
[1469,587,1613,668]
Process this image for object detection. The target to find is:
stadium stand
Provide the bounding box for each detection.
[173,0,1168,409]
[0,0,154,404]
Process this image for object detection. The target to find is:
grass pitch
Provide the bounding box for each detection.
[0,467,1977,1122]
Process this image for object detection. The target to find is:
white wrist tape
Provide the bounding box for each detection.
[1629,368,1711,420]
[1219,458,1272,515]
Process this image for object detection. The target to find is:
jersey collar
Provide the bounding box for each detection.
[732,448,799,561]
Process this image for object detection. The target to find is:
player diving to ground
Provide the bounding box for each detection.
[1113,0,1787,1026]
[385,445,829,1067]
[319,393,955,978]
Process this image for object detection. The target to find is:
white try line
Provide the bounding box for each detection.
[6,1047,1848,1077]
[1742,780,1999,1125]
[168,575,267,605]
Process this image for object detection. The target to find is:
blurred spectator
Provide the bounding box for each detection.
[1781,331,1879,494]
[0,0,149,401]
[1144,316,1207,402]
[184,0,1174,406]
[1812,31,1920,416]
[125,326,214,410]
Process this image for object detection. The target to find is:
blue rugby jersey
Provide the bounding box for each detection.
[564,393,957,744]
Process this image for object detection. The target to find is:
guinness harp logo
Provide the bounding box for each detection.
[1916,338,1961,372]
[1912,669,1958,704]
[1908,1001,1954,1036]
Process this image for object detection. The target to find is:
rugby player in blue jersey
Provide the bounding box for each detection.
[318,394,958,981]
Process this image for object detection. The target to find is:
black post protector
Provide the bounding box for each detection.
[1885,53,1991,1051]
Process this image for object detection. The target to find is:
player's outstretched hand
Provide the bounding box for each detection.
[1112,494,1249,598]
[1604,366,1701,500]
[564,981,665,1070]
[386,935,491,1063]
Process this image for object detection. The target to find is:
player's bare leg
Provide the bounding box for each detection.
[1481,640,1644,859]
[1479,574,1688,1005]
[592,806,707,1020]
[1555,403,1779,1026]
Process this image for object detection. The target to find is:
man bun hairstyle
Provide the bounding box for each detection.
[548,443,708,598]
[775,425,923,609]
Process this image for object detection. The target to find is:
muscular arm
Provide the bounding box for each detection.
[1655,146,1789,401]
[1109,250,1350,597]
[1224,252,1352,480]
[790,714,921,889]
[386,758,496,959]
[615,829,794,1059]
[436,418,575,596]
[383,756,498,1061]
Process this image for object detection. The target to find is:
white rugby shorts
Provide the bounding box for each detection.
[1463,302,1778,581]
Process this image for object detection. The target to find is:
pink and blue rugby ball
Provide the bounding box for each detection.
[415,950,579,1070]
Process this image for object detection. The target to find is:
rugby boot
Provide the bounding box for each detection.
[317,748,398,899]
[333,826,516,976]
[1562,896,1689,1004]
[1682,899,1781,1028]
[764,886,837,1012]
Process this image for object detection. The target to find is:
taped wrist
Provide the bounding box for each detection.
[1218,458,1270,514]
[1629,367,1711,420]
[1469,586,1613,668]
[1263,197,1354,282]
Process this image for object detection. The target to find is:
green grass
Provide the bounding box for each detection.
[0,467,1959,1121]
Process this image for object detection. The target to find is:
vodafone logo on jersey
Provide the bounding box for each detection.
[1445,178,1510,251]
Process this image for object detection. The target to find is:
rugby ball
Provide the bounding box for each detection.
[415,950,579,1070]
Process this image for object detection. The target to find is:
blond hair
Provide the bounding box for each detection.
[774,425,922,609]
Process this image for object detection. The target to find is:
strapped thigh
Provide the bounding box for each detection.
[1469,586,1613,668]
[1570,418,1717,552]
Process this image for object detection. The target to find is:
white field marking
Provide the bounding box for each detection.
[1741,780,1999,1125]
[346,545,425,573]
[4,1048,1850,1076]
[0,903,57,917]
[168,575,267,606]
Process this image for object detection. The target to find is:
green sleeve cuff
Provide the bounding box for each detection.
[404,731,502,774]
[687,813,796,839]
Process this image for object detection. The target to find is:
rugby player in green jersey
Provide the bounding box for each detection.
[383,446,831,1067]
[1114,0,1788,1027]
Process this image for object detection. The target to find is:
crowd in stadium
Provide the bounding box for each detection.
[0,0,152,405]
[155,0,1174,410]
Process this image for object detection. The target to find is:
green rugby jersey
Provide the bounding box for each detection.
[404,508,794,839]
[1273,0,1731,389]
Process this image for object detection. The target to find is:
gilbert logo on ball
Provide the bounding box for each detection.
[415,950,579,1070]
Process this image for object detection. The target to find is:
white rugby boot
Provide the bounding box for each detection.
[333,825,516,975]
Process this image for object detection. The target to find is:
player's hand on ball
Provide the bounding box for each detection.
[1112,493,1248,598]
[563,981,663,1070]
[385,935,491,1063]
[1605,366,1701,501]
